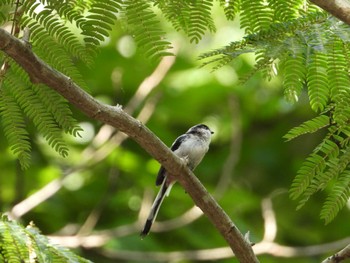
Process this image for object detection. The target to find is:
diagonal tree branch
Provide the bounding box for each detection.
[0,29,258,263]
[310,0,350,25]
[8,51,174,220]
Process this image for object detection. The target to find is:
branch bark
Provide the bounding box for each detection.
[0,29,258,262]
[322,244,350,263]
[309,0,350,25]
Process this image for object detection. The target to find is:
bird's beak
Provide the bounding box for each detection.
[211,130,214,134]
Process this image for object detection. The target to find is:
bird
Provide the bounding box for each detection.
[140,124,214,237]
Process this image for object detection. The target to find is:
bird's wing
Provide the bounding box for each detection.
[170,134,186,151]
[155,134,186,186]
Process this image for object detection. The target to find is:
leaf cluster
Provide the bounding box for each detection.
[0,0,167,169]
[2,0,221,169]
[0,63,82,169]
[0,215,92,262]
[284,110,350,224]
[1,0,350,223]
[198,1,350,223]
[155,0,216,44]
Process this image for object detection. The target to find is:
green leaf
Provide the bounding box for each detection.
[0,217,93,262]
[284,115,329,141]
[290,153,326,200]
[0,86,31,169]
[307,51,329,112]
[124,0,173,60]
[321,170,350,224]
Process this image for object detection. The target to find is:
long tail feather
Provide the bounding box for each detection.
[140,180,173,238]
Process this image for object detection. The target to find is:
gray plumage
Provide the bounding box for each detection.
[140,124,213,237]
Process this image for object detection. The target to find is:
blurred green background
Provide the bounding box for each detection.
[1,5,350,263]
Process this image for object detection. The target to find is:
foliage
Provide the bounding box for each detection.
[0,0,175,169]
[0,215,92,262]
[155,0,216,44]
[198,2,350,223]
[1,1,350,262]
[125,0,173,58]
[0,0,350,254]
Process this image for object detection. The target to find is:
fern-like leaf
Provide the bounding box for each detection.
[284,114,329,141]
[218,0,240,21]
[306,50,329,112]
[187,0,216,43]
[327,38,350,126]
[5,65,69,158]
[0,216,92,262]
[294,139,341,208]
[31,84,82,137]
[289,153,326,200]
[38,1,87,27]
[321,170,350,224]
[240,0,273,34]
[81,0,122,54]
[22,2,92,65]
[200,11,328,72]
[25,223,90,262]
[314,138,340,159]
[124,0,173,60]
[0,87,31,169]
[269,0,304,22]
[199,40,253,70]
[156,0,191,34]
[0,216,29,261]
[291,134,350,213]
[255,50,275,80]
[281,49,306,103]
[21,7,88,88]
[156,0,216,43]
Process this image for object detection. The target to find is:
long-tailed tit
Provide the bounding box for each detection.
[140,124,214,237]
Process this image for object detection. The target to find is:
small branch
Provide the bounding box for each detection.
[124,52,176,114]
[47,201,350,261]
[261,197,277,243]
[150,206,203,232]
[322,244,350,263]
[254,238,350,258]
[46,236,350,261]
[96,247,234,262]
[9,178,63,218]
[0,29,258,262]
[48,192,349,261]
[47,189,350,262]
[77,168,120,236]
[309,0,350,25]
[213,96,242,199]
[8,54,172,219]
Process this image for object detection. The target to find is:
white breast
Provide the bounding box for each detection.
[173,135,210,170]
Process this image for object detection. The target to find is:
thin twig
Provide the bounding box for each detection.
[147,206,203,233]
[46,236,350,261]
[77,168,120,236]
[47,195,350,262]
[7,53,175,220]
[214,96,242,199]
[261,197,277,242]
